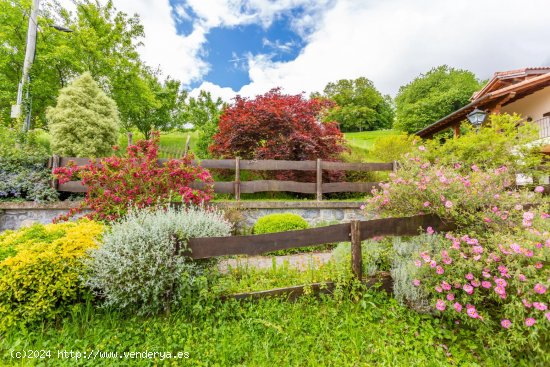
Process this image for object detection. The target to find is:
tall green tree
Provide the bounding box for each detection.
[394,65,482,133]
[0,0,150,130]
[115,68,184,139]
[46,72,119,157]
[313,77,394,132]
[178,91,226,158]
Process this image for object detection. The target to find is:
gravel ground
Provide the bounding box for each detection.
[218,251,333,273]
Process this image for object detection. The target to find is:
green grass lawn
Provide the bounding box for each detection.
[0,288,529,366]
[344,129,401,158]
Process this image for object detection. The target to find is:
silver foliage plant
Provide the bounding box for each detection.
[84,206,231,314]
[391,234,444,312]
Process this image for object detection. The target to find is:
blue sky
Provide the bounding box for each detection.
[190,16,304,90]
[168,1,315,91]
[69,0,550,101]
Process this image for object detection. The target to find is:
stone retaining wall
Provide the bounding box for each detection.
[0,201,369,231]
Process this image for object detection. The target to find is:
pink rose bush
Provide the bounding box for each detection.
[364,153,549,355]
[53,132,214,221]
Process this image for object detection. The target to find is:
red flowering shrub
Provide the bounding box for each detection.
[210,88,347,182]
[53,132,213,221]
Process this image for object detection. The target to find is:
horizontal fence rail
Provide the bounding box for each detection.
[50,157,397,200]
[186,214,456,282]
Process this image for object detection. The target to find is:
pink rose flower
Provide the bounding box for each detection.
[453,302,462,312]
[522,299,532,308]
[445,200,453,209]
[533,302,547,311]
[481,281,492,289]
[534,283,547,294]
[525,318,536,327]
[426,226,435,235]
[518,274,527,281]
[465,273,474,280]
[534,185,544,193]
[423,201,431,207]
[466,307,479,318]
[412,279,421,287]
[446,293,455,301]
[435,285,443,293]
[436,299,446,311]
[500,319,511,329]
[463,284,474,294]
[441,281,451,291]
[436,266,444,275]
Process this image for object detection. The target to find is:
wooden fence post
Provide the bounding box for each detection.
[127,132,133,146]
[183,134,191,157]
[234,157,241,200]
[392,160,398,172]
[316,158,322,201]
[51,155,60,190]
[350,220,362,281]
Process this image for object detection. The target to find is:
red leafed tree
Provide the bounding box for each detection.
[210,88,347,181]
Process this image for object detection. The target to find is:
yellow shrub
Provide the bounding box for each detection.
[0,220,103,331]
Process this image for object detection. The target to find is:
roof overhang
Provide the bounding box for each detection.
[416,72,550,138]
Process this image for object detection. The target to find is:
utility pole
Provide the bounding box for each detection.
[11,0,40,131]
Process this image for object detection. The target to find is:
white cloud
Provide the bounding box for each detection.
[109,0,209,84]
[190,81,238,102]
[58,0,550,100]
[226,0,550,98]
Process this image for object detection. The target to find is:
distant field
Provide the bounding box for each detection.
[344,130,401,151]
[35,128,400,161]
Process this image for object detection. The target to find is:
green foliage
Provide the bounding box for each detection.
[0,0,145,129]
[424,113,543,174]
[84,206,231,315]
[394,65,482,133]
[370,133,418,162]
[315,77,394,132]
[332,238,394,276]
[391,235,444,312]
[0,126,58,201]
[1,290,538,366]
[253,213,311,255]
[117,72,185,139]
[0,220,103,331]
[253,213,309,234]
[216,257,351,295]
[46,72,120,157]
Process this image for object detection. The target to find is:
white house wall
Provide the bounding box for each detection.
[501,86,550,120]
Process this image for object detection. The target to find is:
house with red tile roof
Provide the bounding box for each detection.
[416,67,550,154]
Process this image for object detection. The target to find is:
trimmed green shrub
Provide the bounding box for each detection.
[0,126,58,202]
[84,206,231,315]
[0,220,103,331]
[253,213,310,255]
[252,213,311,255]
[46,72,120,157]
[253,213,309,234]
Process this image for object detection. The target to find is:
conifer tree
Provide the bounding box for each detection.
[47,72,120,157]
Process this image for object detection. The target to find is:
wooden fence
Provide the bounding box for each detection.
[49,156,397,200]
[186,214,455,284]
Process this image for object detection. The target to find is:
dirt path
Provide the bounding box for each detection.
[218,251,333,273]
